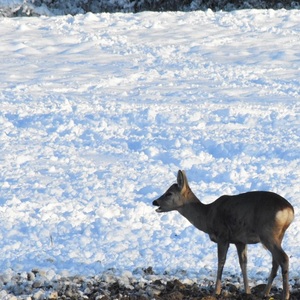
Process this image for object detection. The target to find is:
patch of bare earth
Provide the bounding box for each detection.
[3,268,300,299]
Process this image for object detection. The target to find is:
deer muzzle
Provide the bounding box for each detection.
[152,200,163,213]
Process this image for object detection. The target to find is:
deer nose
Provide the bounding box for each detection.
[153,200,159,206]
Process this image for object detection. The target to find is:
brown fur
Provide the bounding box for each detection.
[153,170,294,300]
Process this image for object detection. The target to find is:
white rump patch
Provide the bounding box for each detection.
[275,208,294,226]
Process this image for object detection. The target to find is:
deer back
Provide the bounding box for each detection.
[205,191,294,245]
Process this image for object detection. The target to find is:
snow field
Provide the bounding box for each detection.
[0,8,299,295]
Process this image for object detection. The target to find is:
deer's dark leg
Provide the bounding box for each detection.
[264,257,279,297]
[215,242,229,295]
[235,243,250,294]
[262,239,290,300]
[276,248,289,300]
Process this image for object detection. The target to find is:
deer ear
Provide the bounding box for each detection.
[177,170,188,192]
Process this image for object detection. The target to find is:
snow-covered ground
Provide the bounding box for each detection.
[0,8,300,297]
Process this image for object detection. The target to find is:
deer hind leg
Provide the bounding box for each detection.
[214,242,229,295]
[275,247,289,300]
[263,240,290,300]
[235,243,250,294]
[264,257,279,297]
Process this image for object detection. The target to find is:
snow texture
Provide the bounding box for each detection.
[0,7,300,297]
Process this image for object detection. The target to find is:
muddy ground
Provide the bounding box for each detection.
[84,279,300,300]
[4,268,300,300]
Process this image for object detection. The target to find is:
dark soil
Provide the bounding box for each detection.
[4,268,300,299]
[97,280,300,300]
[57,277,300,300]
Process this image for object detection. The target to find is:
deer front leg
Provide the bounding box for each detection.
[235,243,250,294]
[214,241,229,295]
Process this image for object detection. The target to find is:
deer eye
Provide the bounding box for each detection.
[165,192,172,197]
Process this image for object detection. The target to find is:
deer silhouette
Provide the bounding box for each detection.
[153,170,294,300]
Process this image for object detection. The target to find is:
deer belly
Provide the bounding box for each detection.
[209,229,261,244]
[229,230,261,244]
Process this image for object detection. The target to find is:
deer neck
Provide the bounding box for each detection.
[177,195,208,233]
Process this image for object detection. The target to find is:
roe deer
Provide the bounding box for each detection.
[153,170,294,300]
